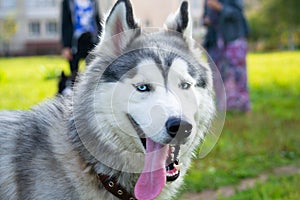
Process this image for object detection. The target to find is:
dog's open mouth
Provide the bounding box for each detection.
[128,114,182,199]
[127,115,181,182]
[139,139,181,182]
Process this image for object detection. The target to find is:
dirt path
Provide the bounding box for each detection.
[180,164,300,200]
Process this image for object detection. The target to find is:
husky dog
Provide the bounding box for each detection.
[0,0,215,199]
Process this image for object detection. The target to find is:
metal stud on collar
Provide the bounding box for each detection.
[117,189,123,195]
[108,181,114,187]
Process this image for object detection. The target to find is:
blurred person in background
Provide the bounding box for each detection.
[61,0,102,83]
[203,0,250,113]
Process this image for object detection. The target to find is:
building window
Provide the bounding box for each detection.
[29,21,41,36]
[26,0,57,8]
[0,0,16,9]
[46,21,58,35]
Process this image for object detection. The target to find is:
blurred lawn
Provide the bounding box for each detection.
[0,56,69,109]
[0,51,300,199]
[220,173,300,200]
[179,51,300,199]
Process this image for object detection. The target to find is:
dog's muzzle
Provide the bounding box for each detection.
[127,114,193,184]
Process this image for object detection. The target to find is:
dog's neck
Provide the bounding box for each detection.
[89,153,140,199]
[68,118,140,196]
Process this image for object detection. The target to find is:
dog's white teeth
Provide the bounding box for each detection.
[174,163,181,171]
[170,146,175,153]
[170,146,176,162]
[170,153,175,161]
[166,170,179,177]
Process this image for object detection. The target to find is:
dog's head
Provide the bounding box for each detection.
[74,0,215,199]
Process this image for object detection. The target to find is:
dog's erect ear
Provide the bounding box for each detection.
[165,1,192,40]
[101,0,140,54]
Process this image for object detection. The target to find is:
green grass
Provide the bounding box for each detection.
[220,173,300,200]
[178,51,300,198]
[0,51,300,199]
[0,56,69,109]
[0,56,86,109]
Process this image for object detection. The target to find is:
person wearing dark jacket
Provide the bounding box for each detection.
[61,0,102,81]
[203,0,250,113]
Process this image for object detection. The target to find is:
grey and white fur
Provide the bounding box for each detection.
[0,0,215,199]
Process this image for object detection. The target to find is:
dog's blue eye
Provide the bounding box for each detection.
[136,84,151,92]
[180,82,191,90]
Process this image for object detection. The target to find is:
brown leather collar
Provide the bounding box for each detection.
[98,174,136,200]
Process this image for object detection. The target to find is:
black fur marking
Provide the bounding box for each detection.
[187,63,208,88]
[196,73,208,88]
[177,1,189,33]
[101,49,162,82]
[101,31,208,89]
[123,0,138,29]
[107,0,138,30]
[162,52,179,87]
[101,51,139,82]
[101,46,207,90]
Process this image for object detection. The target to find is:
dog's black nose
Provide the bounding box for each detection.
[166,117,192,139]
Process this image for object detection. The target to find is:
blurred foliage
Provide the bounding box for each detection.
[0,15,17,56]
[0,15,17,42]
[246,0,300,51]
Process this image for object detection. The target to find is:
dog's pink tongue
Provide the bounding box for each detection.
[134,138,168,200]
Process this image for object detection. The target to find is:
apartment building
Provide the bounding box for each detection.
[0,0,62,55]
[0,0,204,56]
